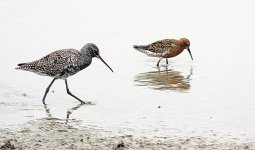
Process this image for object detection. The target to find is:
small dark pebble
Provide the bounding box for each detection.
[115,141,125,150]
[125,135,133,138]
[22,93,27,97]
[0,140,15,150]
[158,106,161,109]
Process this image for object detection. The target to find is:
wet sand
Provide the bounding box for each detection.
[1,118,254,150]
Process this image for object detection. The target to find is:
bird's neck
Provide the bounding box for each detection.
[78,52,92,70]
[79,47,93,66]
[80,47,93,57]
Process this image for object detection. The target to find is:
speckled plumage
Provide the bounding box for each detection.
[16,45,95,79]
[133,38,193,66]
[16,43,113,104]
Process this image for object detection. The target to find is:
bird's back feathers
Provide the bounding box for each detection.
[133,39,178,57]
[16,49,91,79]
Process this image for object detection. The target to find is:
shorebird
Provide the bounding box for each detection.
[16,43,113,104]
[133,38,193,66]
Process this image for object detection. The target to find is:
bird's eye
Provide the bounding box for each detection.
[94,50,99,55]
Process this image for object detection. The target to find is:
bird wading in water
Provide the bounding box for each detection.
[16,43,113,104]
[133,38,193,66]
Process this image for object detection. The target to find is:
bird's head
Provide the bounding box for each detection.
[179,38,193,60]
[82,43,113,72]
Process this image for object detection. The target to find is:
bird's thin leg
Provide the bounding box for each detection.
[65,79,86,104]
[157,58,164,67]
[166,58,168,65]
[42,78,57,104]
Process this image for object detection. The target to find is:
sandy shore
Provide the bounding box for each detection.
[0,119,254,150]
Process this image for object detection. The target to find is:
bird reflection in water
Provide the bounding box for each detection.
[134,67,193,92]
[43,103,86,124]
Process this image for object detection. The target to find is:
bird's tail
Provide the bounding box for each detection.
[133,45,150,54]
[15,62,37,71]
[15,63,27,69]
[133,45,149,50]
[133,45,161,57]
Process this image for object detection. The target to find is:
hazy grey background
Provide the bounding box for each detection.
[0,0,255,138]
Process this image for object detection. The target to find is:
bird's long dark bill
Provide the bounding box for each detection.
[96,55,113,72]
[187,48,193,60]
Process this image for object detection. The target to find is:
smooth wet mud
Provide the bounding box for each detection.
[1,101,255,149]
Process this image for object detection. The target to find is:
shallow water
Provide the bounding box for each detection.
[0,0,255,140]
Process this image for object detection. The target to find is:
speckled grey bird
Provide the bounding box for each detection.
[133,38,193,66]
[16,43,113,104]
